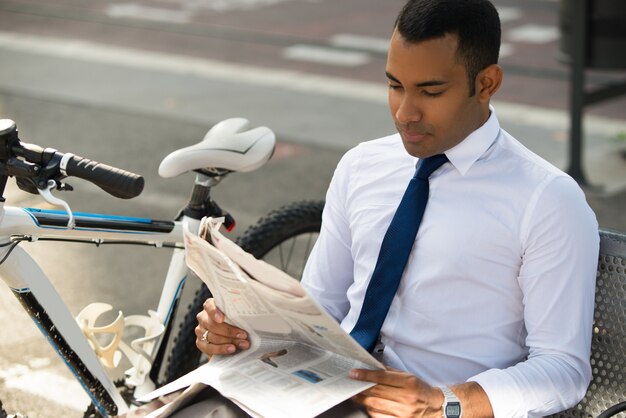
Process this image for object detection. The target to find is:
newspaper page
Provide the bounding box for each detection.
[140,218,383,418]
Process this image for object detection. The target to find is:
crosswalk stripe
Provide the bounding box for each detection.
[496,6,523,23]
[500,43,514,58]
[282,45,371,67]
[330,34,389,54]
[506,24,560,44]
[106,4,191,24]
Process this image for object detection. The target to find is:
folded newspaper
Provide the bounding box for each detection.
[139,217,383,418]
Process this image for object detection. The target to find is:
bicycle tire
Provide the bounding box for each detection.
[163,199,324,384]
[597,401,626,418]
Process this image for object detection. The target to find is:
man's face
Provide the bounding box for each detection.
[386,31,487,158]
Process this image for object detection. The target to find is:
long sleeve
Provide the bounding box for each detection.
[301,150,357,322]
[469,175,599,417]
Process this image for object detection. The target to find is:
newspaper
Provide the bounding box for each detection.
[139,217,383,418]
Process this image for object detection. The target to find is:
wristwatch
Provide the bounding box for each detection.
[440,386,462,418]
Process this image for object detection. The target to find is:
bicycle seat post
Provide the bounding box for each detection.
[182,173,217,220]
[178,171,235,232]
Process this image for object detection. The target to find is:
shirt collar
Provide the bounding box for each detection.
[442,106,501,176]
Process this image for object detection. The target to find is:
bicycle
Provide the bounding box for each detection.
[0,117,323,417]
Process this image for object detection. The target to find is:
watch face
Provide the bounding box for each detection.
[445,402,461,418]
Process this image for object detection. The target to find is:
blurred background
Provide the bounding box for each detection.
[0,0,625,416]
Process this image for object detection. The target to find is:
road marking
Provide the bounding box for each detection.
[496,6,523,23]
[500,43,514,57]
[107,4,192,24]
[0,31,624,137]
[283,45,371,67]
[506,24,560,44]
[330,34,389,54]
[0,363,90,411]
[177,0,299,12]
[0,31,386,103]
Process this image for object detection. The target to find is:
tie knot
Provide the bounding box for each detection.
[414,154,448,180]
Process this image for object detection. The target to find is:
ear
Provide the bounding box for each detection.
[475,64,502,103]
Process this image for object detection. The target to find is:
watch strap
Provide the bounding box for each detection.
[440,386,462,418]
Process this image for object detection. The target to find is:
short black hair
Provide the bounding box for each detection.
[394,0,501,96]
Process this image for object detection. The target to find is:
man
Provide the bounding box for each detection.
[189,0,600,417]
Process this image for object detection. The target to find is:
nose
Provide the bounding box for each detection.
[393,93,423,125]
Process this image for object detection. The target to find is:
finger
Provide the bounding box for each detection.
[350,369,405,387]
[196,311,248,341]
[360,383,426,409]
[195,334,237,355]
[196,318,248,340]
[195,326,250,350]
[196,341,235,355]
[352,394,401,418]
[203,298,224,323]
[359,384,399,399]
[355,385,408,405]
[194,326,250,355]
[353,393,409,417]
[352,369,430,406]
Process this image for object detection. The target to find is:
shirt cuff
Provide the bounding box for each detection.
[468,369,527,418]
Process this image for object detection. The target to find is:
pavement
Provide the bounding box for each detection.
[0,0,625,416]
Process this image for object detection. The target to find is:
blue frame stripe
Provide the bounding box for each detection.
[24,208,153,224]
[164,276,187,324]
[21,208,175,235]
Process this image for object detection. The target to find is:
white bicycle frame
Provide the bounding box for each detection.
[0,198,199,417]
[0,116,276,417]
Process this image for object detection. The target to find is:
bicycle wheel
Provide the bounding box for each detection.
[163,199,324,383]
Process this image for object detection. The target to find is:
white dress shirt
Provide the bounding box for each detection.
[301,109,599,417]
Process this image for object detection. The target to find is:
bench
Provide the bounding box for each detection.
[550,229,626,417]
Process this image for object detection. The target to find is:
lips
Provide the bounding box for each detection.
[400,130,429,143]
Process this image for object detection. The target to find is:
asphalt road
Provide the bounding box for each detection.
[0,0,624,118]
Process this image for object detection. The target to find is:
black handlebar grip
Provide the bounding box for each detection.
[64,155,144,199]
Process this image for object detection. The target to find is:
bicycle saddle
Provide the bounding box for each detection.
[158,118,276,178]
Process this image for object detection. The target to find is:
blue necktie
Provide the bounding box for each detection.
[350,154,449,352]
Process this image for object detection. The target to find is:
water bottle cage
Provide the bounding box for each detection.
[76,303,165,387]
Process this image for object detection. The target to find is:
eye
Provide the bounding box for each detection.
[423,90,444,97]
[387,82,403,90]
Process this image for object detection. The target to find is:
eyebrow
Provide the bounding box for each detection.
[385,71,448,88]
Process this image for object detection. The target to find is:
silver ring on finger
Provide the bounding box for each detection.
[201,329,209,344]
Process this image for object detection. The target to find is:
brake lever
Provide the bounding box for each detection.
[38,179,75,229]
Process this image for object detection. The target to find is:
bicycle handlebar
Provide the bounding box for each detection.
[0,120,144,199]
[62,154,144,199]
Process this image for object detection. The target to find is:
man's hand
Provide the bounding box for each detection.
[350,368,494,418]
[195,298,250,356]
[349,367,443,418]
